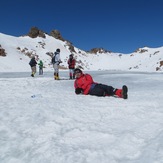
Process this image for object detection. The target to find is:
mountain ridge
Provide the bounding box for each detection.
[0,31,163,72]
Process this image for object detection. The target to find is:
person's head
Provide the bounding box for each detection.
[74,68,83,78]
[69,54,73,58]
[56,48,60,52]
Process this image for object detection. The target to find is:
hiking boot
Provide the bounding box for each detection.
[122,85,128,99]
[54,75,59,80]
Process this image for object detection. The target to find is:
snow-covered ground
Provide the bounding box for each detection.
[0,70,163,163]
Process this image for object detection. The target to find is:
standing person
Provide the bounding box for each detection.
[51,48,62,80]
[38,60,43,75]
[74,68,128,99]
[29,56,37,77]
[67,54,76,79]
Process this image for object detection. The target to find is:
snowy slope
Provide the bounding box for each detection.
[0,32,163,72]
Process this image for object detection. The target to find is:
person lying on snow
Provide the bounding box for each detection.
[74,68,128,99]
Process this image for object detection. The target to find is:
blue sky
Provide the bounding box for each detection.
[1,0,163,53]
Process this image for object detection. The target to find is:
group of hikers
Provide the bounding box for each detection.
[29,48,76,80]
[29,57,43,77]
[29,48,128,99]
[51,48,76,80]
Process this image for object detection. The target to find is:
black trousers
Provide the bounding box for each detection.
[89,84,115,96]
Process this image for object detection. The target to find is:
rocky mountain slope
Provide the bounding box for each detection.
[0,28,163,72]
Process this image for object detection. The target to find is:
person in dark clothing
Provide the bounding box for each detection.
[29,56,37,77]
[74,68,128,99]
[67,54,76,79]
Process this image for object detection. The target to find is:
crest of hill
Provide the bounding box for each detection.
[0,27,163,72]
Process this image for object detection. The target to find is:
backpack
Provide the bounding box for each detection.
[51,52,56,63]
[29,58,37,67]
[29,60,32,66]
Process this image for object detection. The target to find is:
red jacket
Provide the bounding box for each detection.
[67,58,76,69]
[74,73,96,95]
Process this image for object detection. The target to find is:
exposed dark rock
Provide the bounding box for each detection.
[135,48,148,53]
[88,48,111,54]
[160,60,163,67]
[50,30,65,41]
[65,40,76,53]
[0,45,6,56]
[28,27,46,38]
[50,30,76,53]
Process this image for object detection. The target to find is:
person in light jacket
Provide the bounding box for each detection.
[51,48,62,80]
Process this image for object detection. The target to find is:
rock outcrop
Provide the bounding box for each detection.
[0,45,6,56]
[28,27,46,38]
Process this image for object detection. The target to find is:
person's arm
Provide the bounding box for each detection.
[74,80,83,94]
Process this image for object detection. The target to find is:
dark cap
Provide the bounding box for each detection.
[74,68,82,74]
[56,48,60,52]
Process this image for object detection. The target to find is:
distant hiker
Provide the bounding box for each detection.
[74,68,128,99]
[51,48,62,80]
[67,54,76,79]
[38,60,43,75]
[29,56,37,77]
